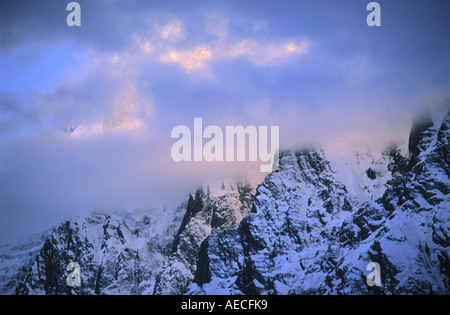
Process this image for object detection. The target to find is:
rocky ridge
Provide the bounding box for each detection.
[1,108,449,295]
[187,109,450,295]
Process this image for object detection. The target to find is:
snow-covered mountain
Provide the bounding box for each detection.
[1,108,449,295]
[1,180,255,295]
[0,230,49,295]
[10,207,186,295]
[188,108,450,295]
[153,181,255,295]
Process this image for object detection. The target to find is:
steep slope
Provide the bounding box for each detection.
[153,180,255,294]
[6,180,255,295]
[188,109,450,295]
[0,230,50,295]
[4,108,449,295]
[331,109,450,294]
[12,207,185,295]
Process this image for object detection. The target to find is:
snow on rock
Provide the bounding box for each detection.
[4,179,255,295]
[0,230,49,295]
[188,108,450,295]
[11,206,186,295]
[153,180,255,295]
[3,107,449,295]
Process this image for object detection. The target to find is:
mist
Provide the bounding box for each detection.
[1,0,449,245]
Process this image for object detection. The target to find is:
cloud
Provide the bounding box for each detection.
[124,10,310,74]
[158,19,186,42]
[1,11,309,243]
[159,45,213,71]
[138,29,309,72]
[1,1,450,245]
[1,9,313,142]
[234,39,309,66]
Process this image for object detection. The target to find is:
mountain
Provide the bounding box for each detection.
[153,181,255,295]
[0,230,49,295]
[1,108,449,295]
[2,180,255,295]
[11,208,185,295]
[187,108,450,295]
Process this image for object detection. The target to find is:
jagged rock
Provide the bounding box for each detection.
[2,107,449,295]
[153,180,255,295]
[11,208,185,295]
[188,108,450,295]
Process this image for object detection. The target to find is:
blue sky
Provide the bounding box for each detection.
[1,0,449,244]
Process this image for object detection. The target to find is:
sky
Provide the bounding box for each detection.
[1,0,450,244]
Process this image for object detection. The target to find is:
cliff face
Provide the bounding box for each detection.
[153,181,255,295]
[12,209,185,295]
[2,109,449,295]
[5,181,255,295]
[188,110,450,295]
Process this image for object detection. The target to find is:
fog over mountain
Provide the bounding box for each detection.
[0,1,449,295]
[1,106,448,295]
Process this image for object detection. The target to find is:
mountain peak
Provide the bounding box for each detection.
[188,107,450,295]
[2,106,449,295]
